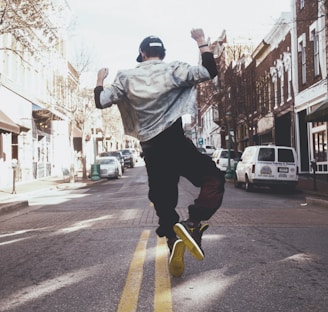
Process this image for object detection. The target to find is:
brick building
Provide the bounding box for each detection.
[248,12,294,148]
[194,0,327,180]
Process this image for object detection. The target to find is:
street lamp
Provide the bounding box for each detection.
[225,111,233,179]
[84,98,100,181]
[91,124,100,181]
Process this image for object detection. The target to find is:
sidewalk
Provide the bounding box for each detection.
[0,173,327,215]
[0,175,103,215]
[296,174,328,207]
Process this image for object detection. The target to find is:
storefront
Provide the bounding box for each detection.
[306,100,328,174]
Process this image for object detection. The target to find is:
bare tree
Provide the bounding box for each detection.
[69,41,95,77]
[0,0,71,63]
[74,88,94,179]
[101,106,124,151]
[69,43,98,179]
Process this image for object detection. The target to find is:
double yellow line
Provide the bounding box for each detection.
[117,230,173,312]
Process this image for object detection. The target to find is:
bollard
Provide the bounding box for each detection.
[91,163,100,181]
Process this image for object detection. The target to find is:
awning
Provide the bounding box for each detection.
[306,100,328,122]
[0,110,20,134]
[18,124,30,132]
[240,137,249,143]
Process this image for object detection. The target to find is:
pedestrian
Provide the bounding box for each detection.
[94,28,225,277]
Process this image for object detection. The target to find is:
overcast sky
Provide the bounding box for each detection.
[67,0,292,82]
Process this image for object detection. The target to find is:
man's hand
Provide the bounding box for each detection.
[191,28,210,52]
[96,68,109,86]
[191,28,205,43]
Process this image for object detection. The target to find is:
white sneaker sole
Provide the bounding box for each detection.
[169,239,185,277]
[173,223,204,261]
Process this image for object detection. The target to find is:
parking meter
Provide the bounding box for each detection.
[310,160,317,191]
[12,159,18,169]
[11,159,18,194]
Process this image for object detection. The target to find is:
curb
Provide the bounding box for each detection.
[56,182,88,190]
[306,197,328,208]
[0,200,29,215]
[0,180,103,216]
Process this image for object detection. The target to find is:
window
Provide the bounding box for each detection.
[258,148,275,161]
[298,35,307,84]
[270,67,278,109]
[301,45,306,84]
[278,149,295,162]
[277,59,284,105]
[283,52,292,99]
[300,0,304,9]
[312,30,320,77]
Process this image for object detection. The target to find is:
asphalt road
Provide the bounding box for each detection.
[0,161,327,312]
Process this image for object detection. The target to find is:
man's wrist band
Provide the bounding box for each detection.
[198,44,208,48]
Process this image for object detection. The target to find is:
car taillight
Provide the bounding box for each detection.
[216,160,220,164]
[252,164,255,173]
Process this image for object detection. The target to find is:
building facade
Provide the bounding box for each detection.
[194,0,327,180]
[246,12,294,149]
[0,0,82,187]
[292,0,328,175]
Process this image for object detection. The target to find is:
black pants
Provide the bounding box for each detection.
[141,118,225,239]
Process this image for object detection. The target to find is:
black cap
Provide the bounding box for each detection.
[136,36,165,62]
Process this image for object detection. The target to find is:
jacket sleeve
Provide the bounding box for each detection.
[94,86,104,109]
[201,52,218,79]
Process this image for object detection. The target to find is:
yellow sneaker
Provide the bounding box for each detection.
[168,239,185,277]
[173,221,206,261]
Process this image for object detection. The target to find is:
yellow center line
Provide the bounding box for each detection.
[154,236,173,312]
[117,230,150,312]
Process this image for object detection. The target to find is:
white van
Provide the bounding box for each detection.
[235,145,298,191]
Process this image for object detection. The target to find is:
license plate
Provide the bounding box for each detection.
[278,167,289,173]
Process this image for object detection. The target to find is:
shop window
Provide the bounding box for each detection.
[312,130,327,162]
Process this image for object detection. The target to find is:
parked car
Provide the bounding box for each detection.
[234,145,298,191]
[120,149,136,168]
[97,156,122,179]
[127,148,139,163]
[205,145,216,156]
[197,147,207,154]
[99,151,125,173]
[212,148,242,172]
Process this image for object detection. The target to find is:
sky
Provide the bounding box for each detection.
[67,0,292,82]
